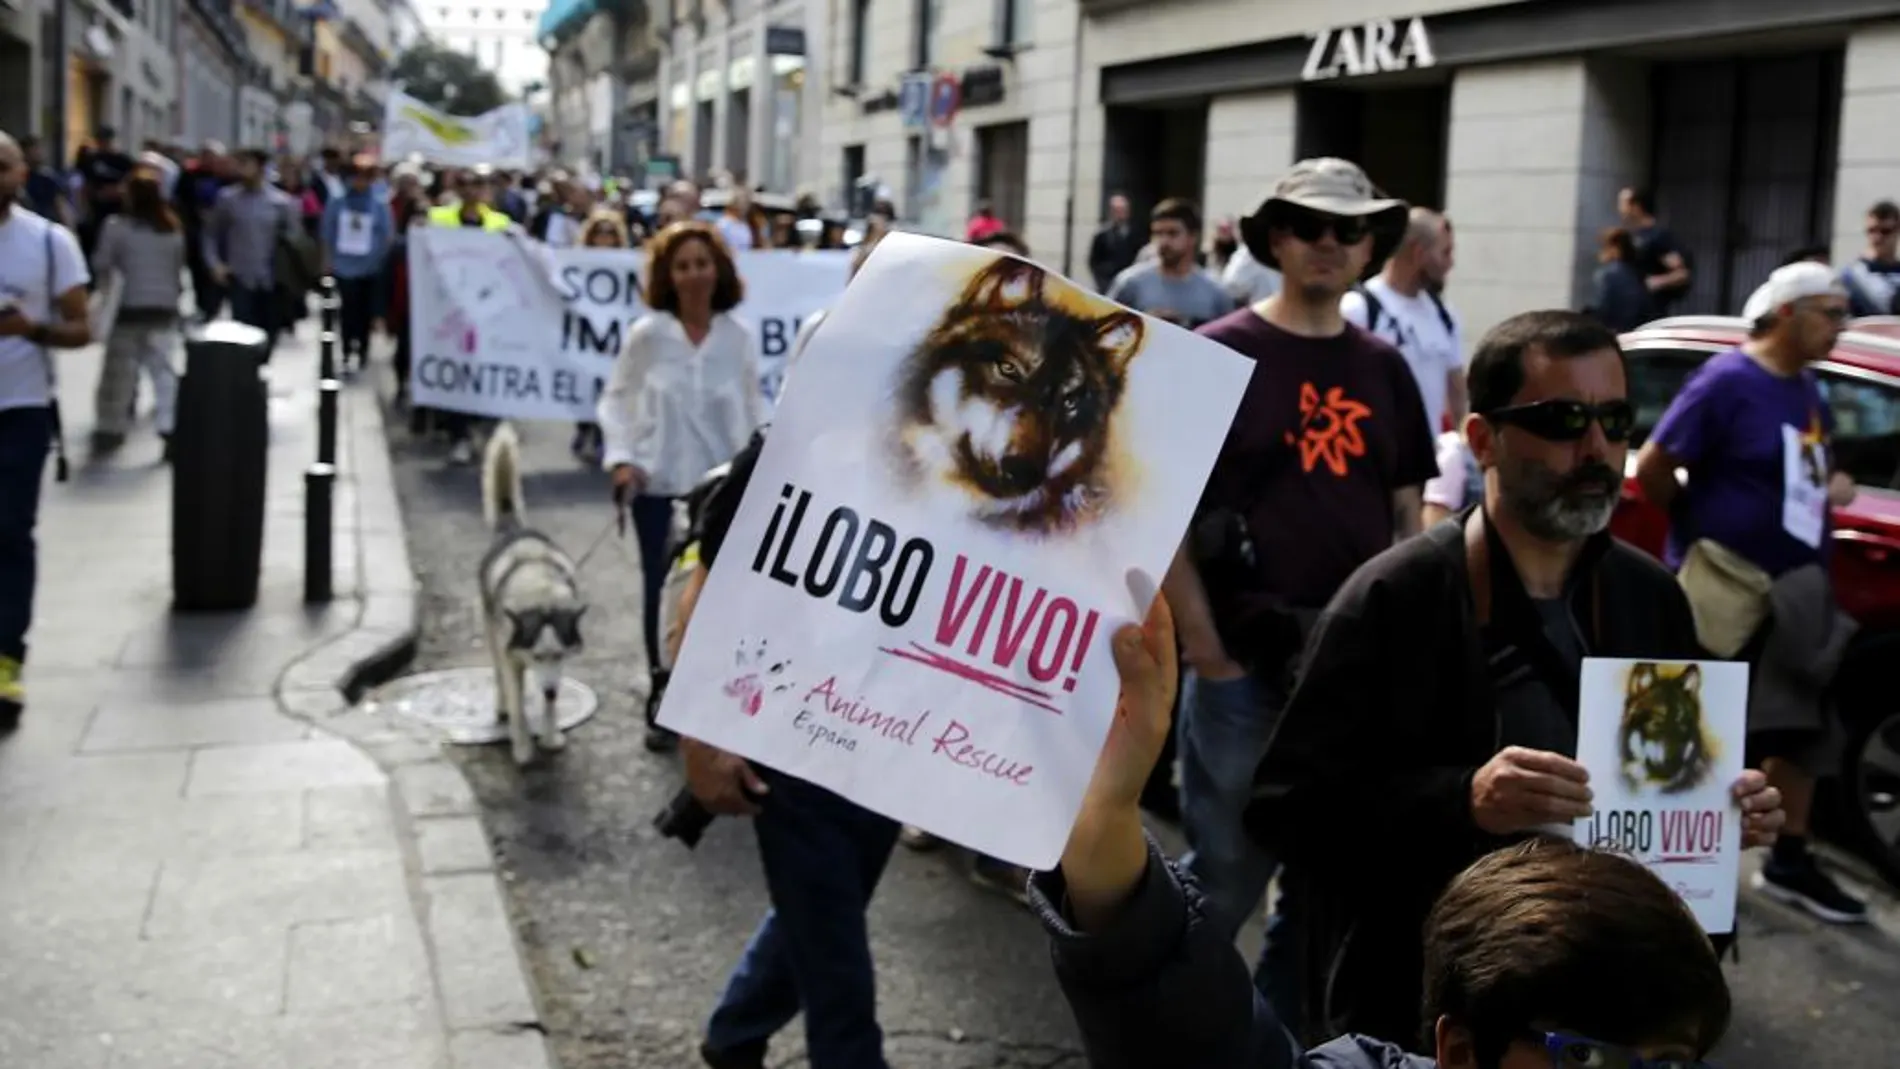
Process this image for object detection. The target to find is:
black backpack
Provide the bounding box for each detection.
[1355,283,1455,340]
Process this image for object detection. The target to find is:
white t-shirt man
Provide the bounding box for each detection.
[0,208,89,412]
[1342,277,1464,435]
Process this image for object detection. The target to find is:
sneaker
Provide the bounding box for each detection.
[899,825,942,852]
[644,725,680,753]
[699,1040,766,1069]
[1753,858,1870,924]
[0,655,23,732]
[448,439,476,465]
[968,855,1032,907]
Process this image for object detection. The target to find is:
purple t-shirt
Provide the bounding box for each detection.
[1652,348,1834,577]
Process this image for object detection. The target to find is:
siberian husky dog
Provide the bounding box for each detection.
[479,423,588,765]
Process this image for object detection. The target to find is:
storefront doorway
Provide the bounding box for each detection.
[1101,101,1207,229]
[1295,79,1449,212]
[1647,48,1843,315]
[975,120,1028,234]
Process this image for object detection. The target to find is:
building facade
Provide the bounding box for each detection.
[810,0,1069,251]
[1071,0,1900,344]
[120,0,181,143]
[0,0,43,139]
[0,0,194,160]
[541,0,657,175]
[420,0,546,96]
[387,0,426,50]
[180,0,253,146]
[654,0,824,196]
[233,0,309,148]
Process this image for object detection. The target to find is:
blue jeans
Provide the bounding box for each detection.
[229,284,278,354]
[705,768,901,1069]
[1178,669,1303,1022]
[628,494,676,678]
[0,407,53,662]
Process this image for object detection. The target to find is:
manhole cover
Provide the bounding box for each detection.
[361,667,600,745]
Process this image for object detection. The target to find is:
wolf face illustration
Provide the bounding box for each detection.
[892,257,1146,536]
[1618,662,1716,794]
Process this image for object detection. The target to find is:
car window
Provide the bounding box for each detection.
[1625,347,1717,448]
[1818,369,1900,490]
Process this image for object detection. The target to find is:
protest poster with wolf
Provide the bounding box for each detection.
[1574,657,1749,933]
[658,232,1253,868]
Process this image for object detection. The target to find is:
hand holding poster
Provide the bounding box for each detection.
[656,233,1254,868]
[1573,657,1749,933]
[407,228,850,420]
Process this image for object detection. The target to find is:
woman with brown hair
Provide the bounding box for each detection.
[89,168,183,456]
[598,220,761,749]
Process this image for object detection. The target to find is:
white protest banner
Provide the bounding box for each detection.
[1574,658,1749,933]
[382,88,534,170]
[407,228,851,420]
[655,232,1253,869]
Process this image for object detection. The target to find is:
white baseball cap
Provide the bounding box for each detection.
[1742,262,1848,321]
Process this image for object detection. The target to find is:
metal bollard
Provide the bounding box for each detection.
[304,463,335,604]
[317,378,340,466]
[318,275,338,380]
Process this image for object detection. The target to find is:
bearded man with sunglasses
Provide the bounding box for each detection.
[1166,157,1438,1022]
[1244,310,1784,1050]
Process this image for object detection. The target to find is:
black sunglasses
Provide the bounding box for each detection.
[1276,208,1373,246]
[506,607,587,650]
[1484,398,1636,443]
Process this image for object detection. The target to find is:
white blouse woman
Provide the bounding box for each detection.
[598,221,763,740]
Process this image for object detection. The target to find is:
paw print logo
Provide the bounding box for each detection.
[722,638,794,717]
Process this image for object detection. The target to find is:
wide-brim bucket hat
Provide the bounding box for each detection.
[1239,157,1410,282]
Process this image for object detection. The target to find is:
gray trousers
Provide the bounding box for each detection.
[95,321,180,437]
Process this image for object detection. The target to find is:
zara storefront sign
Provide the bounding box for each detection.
[1302,17,1436,81]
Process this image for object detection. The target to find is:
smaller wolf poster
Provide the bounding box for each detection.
[658,232,1254,868]
[1573,657,1749,933]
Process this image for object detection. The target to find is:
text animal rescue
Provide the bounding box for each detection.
[1303,16,1437,81]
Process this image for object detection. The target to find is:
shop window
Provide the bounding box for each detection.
[904,134,921,219]
[1648,50,1843,315]
[1102,102,1207,229]
[975,121,1028,232]
[992,0,1031,50]
[842,142,865,211]
[848,0,870,85]
[911,0,937,71]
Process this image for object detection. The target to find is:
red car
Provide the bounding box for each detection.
[1614,315,1900,885]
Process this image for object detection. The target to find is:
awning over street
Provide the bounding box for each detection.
[535,0,596,45]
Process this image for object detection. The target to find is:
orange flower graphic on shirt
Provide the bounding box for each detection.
[1284,382,1373,476]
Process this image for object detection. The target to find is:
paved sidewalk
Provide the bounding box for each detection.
[0,324,552,1068]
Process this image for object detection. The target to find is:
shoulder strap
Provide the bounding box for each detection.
[1354,283,1384,335]
[39,221,69,481]
[1465,507,1605,645]
[1464,510,1491,628]
[1428,290,1455,335]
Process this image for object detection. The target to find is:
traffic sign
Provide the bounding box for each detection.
[928,72,961,128]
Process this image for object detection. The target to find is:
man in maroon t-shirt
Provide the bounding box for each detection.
[1162,157,1437,1018]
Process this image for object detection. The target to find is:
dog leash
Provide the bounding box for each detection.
[570,512,639,574]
